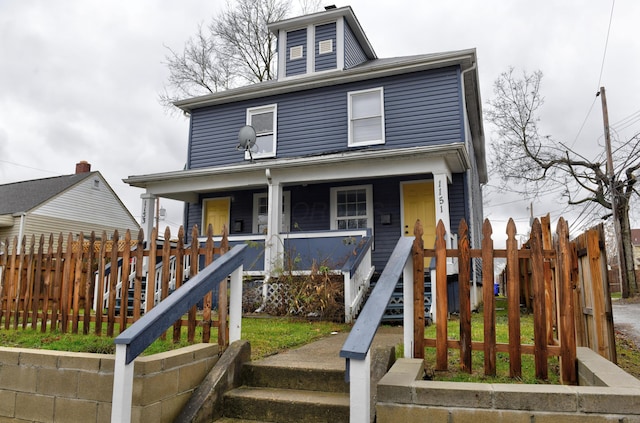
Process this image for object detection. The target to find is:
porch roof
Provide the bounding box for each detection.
[124,144,470,203]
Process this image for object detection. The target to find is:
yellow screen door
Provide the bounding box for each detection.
[402,181,436,251]
[204,197,230,235]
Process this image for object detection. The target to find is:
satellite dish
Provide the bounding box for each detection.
[238,125,256,150]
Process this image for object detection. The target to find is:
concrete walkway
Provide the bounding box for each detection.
[253,325,404,370]
[612,300,640,346]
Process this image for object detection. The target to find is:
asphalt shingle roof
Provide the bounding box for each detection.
[0,172,92,215]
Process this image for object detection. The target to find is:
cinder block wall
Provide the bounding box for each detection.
[377,348,640,422]
[0,344,219,423]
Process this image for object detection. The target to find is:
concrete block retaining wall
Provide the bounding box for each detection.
[0,344,219,423]
[377,347,640,422]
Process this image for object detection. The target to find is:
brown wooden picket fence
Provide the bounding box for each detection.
[0,225,231,348]
[412,217,613,385]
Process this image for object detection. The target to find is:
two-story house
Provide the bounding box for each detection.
[125,6,487,316]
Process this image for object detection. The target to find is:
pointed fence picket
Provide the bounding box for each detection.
[415,216,613,385]
[0,225,233,349]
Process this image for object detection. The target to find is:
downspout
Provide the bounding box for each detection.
[16,213,26,252]
[460,60,480,309]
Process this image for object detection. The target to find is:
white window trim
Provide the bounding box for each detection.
[252,191,291,233]
[347,87,385,148]
[246,104,277,159]
[330,185,374,232]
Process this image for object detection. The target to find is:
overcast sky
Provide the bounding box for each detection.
[1,0,638,245]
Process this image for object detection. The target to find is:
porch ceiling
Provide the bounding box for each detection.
[124,144,470,202]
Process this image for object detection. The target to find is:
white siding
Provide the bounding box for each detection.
[35,174,139,231]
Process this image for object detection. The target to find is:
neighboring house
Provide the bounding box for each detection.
[0,161,140,250]
[632,229,640,269]
[125,6,486,299]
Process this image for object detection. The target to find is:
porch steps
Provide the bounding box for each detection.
[367,272,432,322]
[220,359,349,422]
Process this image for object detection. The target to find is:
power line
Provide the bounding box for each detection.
[569,0,616,149]
[0,159,61,176]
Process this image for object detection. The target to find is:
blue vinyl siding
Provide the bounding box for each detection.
[184,173,470,272]
[315,22,336,72]
[344,22,368,69]
[188,67,463,169]
[448,173,467,234]
[286,28,307,77]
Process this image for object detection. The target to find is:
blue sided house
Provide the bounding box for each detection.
[125,5,487,321]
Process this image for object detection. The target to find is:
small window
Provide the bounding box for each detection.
[289,45,303,60]
[348,87,385,147]
[318,39,333,54]
[330,185,373,230]
[92,179,100,190]
[246,104,277,159]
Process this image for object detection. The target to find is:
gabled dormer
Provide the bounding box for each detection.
[268,5,376,80]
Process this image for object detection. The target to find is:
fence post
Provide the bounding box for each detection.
[412,219,424,359]
[458,219,472,373]
[506,219,522,378]
[482,219,496,376]
[530,219,548,380]
[557,218,577,384]
[435,220,448,370]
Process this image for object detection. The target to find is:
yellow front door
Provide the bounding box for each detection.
[203,197,230,235]
[402,181,436,248]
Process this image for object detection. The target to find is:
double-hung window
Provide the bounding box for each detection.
[330,185,373,230]
[246,104,277,159]
[348,87,385,147]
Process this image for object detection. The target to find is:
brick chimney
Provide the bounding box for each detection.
[75,160,91,174]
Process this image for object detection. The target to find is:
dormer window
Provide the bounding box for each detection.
[348,87,385,147]
[246,104,277,159]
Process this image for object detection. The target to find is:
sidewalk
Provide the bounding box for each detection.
[253,325,404,370]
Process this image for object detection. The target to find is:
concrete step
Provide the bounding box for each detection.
[241,361,348,393]
[214,418,272,423]
[224,386,349,423]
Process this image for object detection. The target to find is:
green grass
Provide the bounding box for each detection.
[0,317,351,360]
[421,297,560,384]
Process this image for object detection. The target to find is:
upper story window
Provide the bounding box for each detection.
[246,104,277,159]
[348,87,385,147]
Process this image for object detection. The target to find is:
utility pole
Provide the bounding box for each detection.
[600,86,628,297]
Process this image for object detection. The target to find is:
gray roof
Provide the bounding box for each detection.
[0,172,94,215]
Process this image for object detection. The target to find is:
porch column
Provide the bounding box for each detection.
[433,173,451,247]
[265,170,283,275]
[140,192,156,243]
[431,173,451,323]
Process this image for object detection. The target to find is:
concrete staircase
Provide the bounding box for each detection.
[206,329,402,423]
[217,347,349,422]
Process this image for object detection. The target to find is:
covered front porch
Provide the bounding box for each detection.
[125,145,471,321]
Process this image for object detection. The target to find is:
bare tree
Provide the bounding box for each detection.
[486,67,640,297]
[161,0,322,107]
